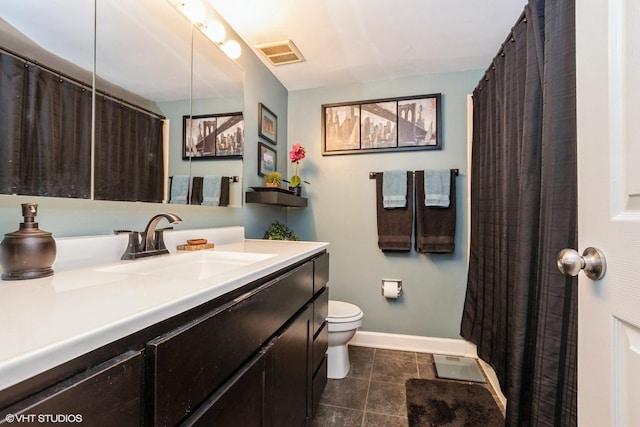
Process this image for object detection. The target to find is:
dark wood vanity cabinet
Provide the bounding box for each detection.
[0,251,329,427]
[147,261,314,426]
[0,351,143,426]
[178,252,329,426]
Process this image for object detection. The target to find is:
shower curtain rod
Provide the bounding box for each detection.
[368,169,459,179]
[0,44,166,121]
[475,9,527,92]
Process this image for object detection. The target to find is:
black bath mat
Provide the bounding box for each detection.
[405,378,504,426]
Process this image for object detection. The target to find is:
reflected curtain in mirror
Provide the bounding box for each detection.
[0,46,166,203]
[0,50,91,198]
[94,97,165,203]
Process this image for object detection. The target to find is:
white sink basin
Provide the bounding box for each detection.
[96,251,276,280]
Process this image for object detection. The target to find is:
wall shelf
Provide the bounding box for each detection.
[245,190,308,207]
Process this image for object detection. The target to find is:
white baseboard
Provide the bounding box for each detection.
[349,330,478,357]
[349,330,506,407]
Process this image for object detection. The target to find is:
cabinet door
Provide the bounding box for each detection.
[0,351,143,427]
[266,304,312,427]
[181,350,266,427]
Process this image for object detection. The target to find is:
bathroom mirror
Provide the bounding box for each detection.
[0,0,244,205]
[188,17,244,207]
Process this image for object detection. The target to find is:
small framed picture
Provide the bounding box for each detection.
[258,102,277,145]
[183,112,244,159]
[258,142,277,176]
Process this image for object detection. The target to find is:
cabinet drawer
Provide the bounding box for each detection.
[313,322,328,374]
[0,351,142,427]
[148,261,313,426]
[312,355,328,417]
[313,252,329,294]
[313,286,328,336]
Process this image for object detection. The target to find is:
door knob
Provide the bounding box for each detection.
[557,247,606,280]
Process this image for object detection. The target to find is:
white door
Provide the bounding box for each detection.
[576,0,640,425]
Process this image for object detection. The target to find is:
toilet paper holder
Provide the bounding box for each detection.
[381,279,402,298]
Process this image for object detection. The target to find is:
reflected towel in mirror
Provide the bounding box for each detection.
[202,176,222,206]
[169,175,190,204]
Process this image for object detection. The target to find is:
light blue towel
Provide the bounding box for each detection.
[382,170,407,209]
[169,175,190,204]
[425,169,450,207]
[202,176,222,206]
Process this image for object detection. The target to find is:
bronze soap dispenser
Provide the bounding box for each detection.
[0,203,57,280]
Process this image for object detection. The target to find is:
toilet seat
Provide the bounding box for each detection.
[328,300,363,323]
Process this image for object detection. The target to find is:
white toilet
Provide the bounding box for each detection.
[327,300,364,379]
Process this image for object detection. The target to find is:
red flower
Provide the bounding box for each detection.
[289,144,306,163]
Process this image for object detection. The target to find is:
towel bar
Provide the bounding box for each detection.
[369,169,459,179]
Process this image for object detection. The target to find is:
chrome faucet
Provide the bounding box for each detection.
[115,213,182,260]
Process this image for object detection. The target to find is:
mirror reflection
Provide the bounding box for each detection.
[0,1,94,199]
[188,20,244,207]
[0,0,244,206]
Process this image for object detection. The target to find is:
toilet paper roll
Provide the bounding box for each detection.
[383,281,400,299]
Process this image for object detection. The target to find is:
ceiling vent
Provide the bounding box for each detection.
[255,40,305,66]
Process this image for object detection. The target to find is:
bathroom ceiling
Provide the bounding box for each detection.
[207,0,528,91]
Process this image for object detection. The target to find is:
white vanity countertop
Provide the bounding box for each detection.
[0,228,328,391]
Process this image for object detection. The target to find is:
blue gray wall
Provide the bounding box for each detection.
[287,70,482,338]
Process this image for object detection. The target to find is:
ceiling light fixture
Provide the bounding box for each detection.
[201,21,226,44]
[176,0,205,23]
[220,40,242,60]
[171,0,241,60]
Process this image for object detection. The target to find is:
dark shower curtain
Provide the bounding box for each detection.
[460,0,577,426]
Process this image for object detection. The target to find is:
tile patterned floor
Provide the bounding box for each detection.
[311,346,504,427]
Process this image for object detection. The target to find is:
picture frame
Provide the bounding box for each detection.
[258,142,277,176]
[183,112,244,160]
[322,93,441,155]
[258,102,277,145]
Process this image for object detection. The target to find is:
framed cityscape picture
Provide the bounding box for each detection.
[322,93,441,155]
[183,112,244,159]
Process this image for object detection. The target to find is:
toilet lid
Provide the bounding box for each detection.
[328,300,362,319]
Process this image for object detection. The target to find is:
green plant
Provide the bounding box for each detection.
[263,171,282,186]
[263,221,300,241]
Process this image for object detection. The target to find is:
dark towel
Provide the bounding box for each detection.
[219,176,230,207]
[376,172,413,251]
[190,176,203,205]
[415,170,456,253]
